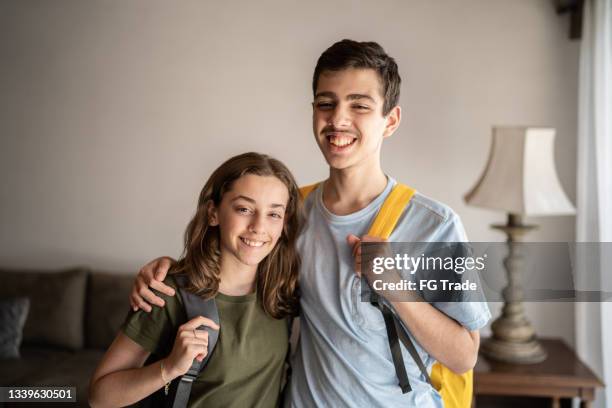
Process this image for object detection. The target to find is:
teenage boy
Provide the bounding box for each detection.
[129,39,490,407]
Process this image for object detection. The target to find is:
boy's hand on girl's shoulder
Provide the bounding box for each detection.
[130,256,177,312]
[163,316,220,380]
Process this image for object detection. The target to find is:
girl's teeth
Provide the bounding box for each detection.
[241,237,264,247]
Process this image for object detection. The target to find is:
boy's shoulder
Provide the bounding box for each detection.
[408,191,458,224]
[393,186,467,242]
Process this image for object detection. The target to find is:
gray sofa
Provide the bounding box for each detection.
[0,267,135,407]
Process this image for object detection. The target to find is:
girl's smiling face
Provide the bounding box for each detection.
[209,174,289,270]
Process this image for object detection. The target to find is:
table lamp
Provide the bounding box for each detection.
[464,126,575,364]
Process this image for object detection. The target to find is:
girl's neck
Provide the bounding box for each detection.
[217,257,257,296]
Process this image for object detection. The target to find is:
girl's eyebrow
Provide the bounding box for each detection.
[232,195,286,210]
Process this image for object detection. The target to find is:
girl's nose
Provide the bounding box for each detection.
[248,214,266,234]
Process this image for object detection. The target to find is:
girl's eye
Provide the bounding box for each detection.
[269,213,283,219]
[237,207,251,214]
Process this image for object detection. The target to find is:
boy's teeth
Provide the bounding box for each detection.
[241,237,264,247]
[329,135,355,147]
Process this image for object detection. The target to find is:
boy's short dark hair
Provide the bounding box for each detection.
[312,39,401,116]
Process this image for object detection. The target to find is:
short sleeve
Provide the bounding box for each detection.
[434,301,491,332]
[431,211,468,243]
[431,212,491,331]
[121,277,185,356]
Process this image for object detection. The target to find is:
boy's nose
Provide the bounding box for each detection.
[329,106,351,128]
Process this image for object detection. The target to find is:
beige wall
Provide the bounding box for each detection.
[0,1,578,344]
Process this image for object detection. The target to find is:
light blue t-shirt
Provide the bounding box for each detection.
[287,177,491,407]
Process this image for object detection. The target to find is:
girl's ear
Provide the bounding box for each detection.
[207,200,219,226]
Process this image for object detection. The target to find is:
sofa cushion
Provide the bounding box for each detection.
[0,297,30,358]
[0,345,104,406]
[0,267,88,350]
[85,272,134,349]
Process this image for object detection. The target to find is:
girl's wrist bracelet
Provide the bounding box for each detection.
[160,360,171,395]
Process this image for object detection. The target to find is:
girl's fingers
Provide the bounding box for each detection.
[178,329,209,341]
[180,337,209,347]
[187,344,208,360]
[193,329,208,339]
[182,316,220,331]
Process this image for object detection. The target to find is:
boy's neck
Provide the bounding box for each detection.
[217,257,257,296]
[323,165,388,216]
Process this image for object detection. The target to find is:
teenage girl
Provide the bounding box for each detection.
[89,152,301,407]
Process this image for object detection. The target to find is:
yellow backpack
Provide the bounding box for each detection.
[300,182,473,408]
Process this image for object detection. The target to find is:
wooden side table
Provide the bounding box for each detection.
[474,338,604,408]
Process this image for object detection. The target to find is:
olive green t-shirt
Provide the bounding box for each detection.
[122,276,289,408]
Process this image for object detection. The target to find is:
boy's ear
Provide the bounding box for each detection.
[383,106,401,138]
[207,200,219,226]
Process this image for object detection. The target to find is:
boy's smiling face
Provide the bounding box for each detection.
[312,68,400,172]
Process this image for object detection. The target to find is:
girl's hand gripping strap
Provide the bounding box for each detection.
[172,275,220,408]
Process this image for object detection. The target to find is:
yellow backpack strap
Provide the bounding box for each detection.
[431,362,473,408]
[299,182,320,201]
[367,183,416,239]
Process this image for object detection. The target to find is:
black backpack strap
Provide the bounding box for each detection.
[371,293,412,393]
[393,316,432,386]
[171,275,220,408]
[371,292,433,394]
[280,316,296,402]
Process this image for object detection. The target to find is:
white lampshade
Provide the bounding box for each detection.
[464,126,575,216]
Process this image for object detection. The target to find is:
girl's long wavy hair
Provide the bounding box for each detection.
[170,152,302,319]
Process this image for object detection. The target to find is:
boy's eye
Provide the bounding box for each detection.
[237,207,252,214]
[353,104,370,111]
[316,102,334,110]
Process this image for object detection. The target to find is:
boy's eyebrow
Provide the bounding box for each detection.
[347,93,375,102]
[314,91,375,102]
[232,195,286,210]
[314,91,337,99]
